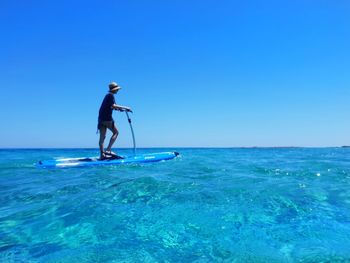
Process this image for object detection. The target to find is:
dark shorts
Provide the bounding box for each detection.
[98,120,114,130]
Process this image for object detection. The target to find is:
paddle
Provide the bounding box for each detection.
[118,108,136,156]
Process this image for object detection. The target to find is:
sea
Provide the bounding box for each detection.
[0,148,349,262]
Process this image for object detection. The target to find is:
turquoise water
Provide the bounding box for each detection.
[1,148,350,262]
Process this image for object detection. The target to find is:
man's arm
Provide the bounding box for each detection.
[112,104,132,112]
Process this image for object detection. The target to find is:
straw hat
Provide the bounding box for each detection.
[109,82,121,92]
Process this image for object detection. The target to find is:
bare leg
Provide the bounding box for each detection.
[99,126,107,158]
[106,123,119,152]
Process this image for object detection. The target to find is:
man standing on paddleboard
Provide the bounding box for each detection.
[98,82,132,160]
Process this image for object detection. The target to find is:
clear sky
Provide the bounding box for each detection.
[0,0,349,148]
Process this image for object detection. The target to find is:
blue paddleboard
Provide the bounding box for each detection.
[38,151,179,168]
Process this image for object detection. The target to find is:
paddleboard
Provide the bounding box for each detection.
[38,151,179,168]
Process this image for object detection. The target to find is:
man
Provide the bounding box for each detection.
[98,82,132,160]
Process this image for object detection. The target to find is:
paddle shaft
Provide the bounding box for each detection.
[125,111,136,155]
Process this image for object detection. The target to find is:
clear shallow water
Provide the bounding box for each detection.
[0,148,350,262]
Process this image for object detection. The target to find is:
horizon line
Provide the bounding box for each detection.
[0,146,349,149]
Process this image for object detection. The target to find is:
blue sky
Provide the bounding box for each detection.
[0,0,349,148]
